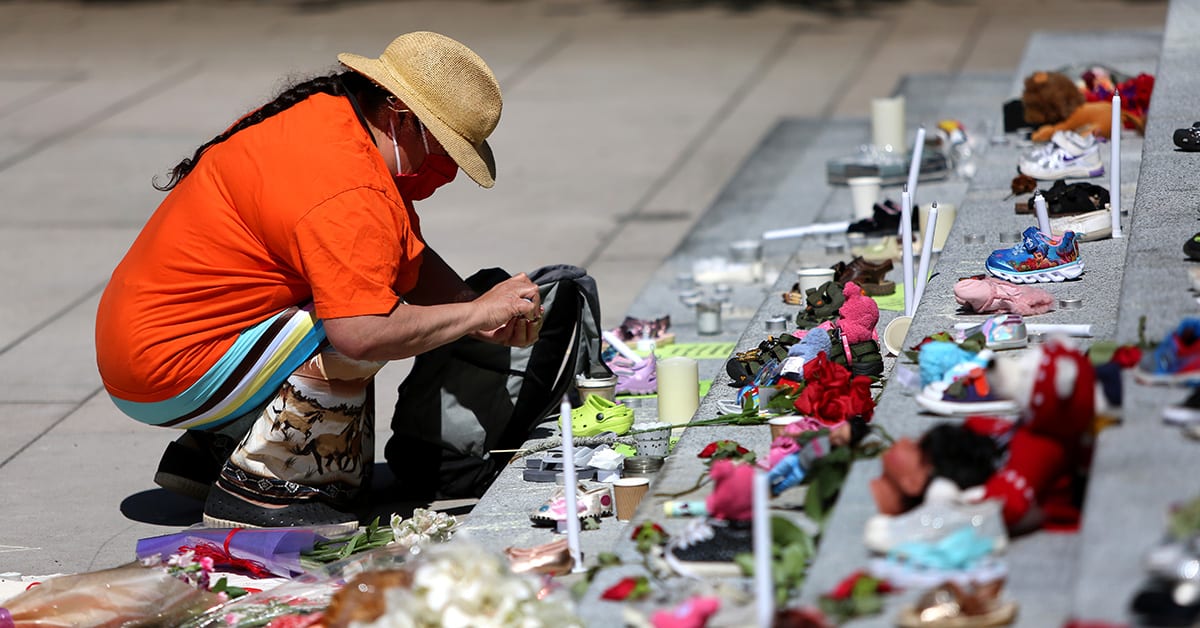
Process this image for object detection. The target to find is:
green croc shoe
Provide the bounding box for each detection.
[563,395,635,437]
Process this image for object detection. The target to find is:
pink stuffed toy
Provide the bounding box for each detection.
[705,459,755,522]
[651,596,721,628]
[836,282,880,344]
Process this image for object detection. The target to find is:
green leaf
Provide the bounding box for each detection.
[734,552,756,576]
[596,552,623,567]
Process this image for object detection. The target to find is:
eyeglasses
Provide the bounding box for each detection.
[385,97,430,154]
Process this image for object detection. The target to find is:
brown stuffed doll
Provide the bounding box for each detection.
[1022,71,1113,142]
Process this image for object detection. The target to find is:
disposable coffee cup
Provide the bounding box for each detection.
[613,478,651,521]
[883,315,912,357]
[847,176,883,221]
[633,422,672,458]
[575,374,618,403]
[795,268,836,306]
[768,416,802,440]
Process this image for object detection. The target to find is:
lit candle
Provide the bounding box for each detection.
[1110,92,1123,238]
[753,468,774,627]
[901,189,915,317]
[559,400,584,572]
[906,126,927,203]
[1034,191,1050,235]
[656,356,699,427]
[914,203,939,310]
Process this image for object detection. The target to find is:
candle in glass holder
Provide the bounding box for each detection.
[696,301,722,335]
[657,356,699,426]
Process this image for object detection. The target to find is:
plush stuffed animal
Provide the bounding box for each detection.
[1022,71,1113,142]
[705,459,755,522]
[869,424,1000,516]
[869,437,933,516]
[836,282,880,345]
[651,596,721,628]
[988,337,1098,532]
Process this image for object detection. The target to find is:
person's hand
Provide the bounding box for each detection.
[474,314,543,348]
[471,273,542,346]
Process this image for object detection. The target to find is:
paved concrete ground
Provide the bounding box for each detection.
[0,0,1167,586]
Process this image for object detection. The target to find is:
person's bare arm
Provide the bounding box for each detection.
[323,273,539,362]
[404,248,477,306]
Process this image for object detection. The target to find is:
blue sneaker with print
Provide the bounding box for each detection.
[985,226,1083,284]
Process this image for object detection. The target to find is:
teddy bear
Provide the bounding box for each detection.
[836,281,879,345]
[1022,70,1113,143]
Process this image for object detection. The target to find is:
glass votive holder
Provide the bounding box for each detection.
[696,301,722,335]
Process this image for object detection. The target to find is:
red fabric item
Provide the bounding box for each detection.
[985,430,1067,527]
[962,416,1016,439]
[180,528,273,578]
[1024,340,1095,444]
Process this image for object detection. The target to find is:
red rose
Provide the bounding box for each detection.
[775,378,804,395]
[601,576,650,601]
[827,570,867,600]
[847,375,876,421]
[1111,345,1142,369]
[698,440,749,458]
[630,522,666,541]
[801,352,840,384]
[826,570,892,601]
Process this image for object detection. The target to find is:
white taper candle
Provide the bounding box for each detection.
[601,330,644,365]
[1034,192,1050,235]
[559,399,584,572]
[914,203,939,309]
[905,126,927,204]
[901,189,915,317]
[1110,92,1123,238]
[753,468,773,628]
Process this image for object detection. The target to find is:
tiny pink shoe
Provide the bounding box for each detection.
[953,276,1054,316]
[529,483,613,526]
[607,353,658,395]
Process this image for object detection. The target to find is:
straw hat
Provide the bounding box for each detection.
[339,32,501,188]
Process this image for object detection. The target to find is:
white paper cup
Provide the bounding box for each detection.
[613,478,650,521]
[795,268,836,306]
[883,315,913,357]
[768,416,803,440]
[918,203,958,253]
[847,176,883,221]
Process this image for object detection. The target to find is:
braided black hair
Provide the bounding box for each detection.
[153,71,383,191]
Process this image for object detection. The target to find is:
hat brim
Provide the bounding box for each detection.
[338,53,496,188]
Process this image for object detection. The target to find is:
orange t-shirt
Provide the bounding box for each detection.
[96,93,425,402]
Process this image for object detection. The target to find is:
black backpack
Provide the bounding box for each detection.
[385,264,610,499]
